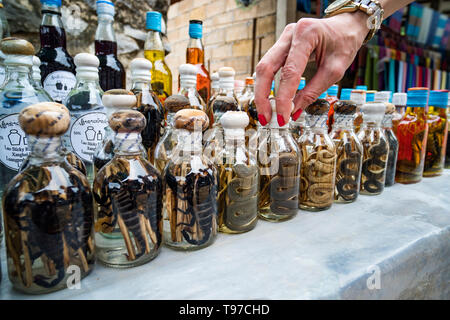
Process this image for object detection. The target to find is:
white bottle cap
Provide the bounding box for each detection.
[131,58,152,83]
[179,63,197,88]
[220,111,249,138]
[350,90,366,106]
[32,56,41,83]
[392,92,407,106]
[102,90,137,110]
[211,72,219,89]
[75,53,99,80]
[374,91,391,103]
[269,98,289,128]
[219,67,235,91]
[360,102,385,124]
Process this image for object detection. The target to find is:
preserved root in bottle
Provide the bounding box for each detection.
[3,102,94,294]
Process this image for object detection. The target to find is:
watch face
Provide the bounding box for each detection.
[325,0,352,14]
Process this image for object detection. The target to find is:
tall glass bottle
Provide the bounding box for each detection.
[374,91,399,187]
[163,109,217,250]
[95,0,126,91]
[63,53,107,183]
[3,102,94,294]
[358,102,389,195]
[330,100,363,203]
[423,90,448,177]
[131,58,164,164]
[289,77,307,141]
[392,92,407,132]
[298,98,336,211]
[395,88,429,184]
[186,20,210,104]
[326,84,339,133]
[258,98,300,221]
[37,0,76,103]
[350,89,366,133]
[93,109,162,267]
[217,111,258,233]
[144,11,172,103]
[210,72,219,100]
[0,0,10,86]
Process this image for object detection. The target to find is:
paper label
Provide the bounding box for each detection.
[0,114,31,171]
[43,70,77,102]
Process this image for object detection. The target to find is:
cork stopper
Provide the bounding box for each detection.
[1,37,35,56]
[384,102,396,114]
[109,110,146,133]
[164,94,190,113]
[334,100,357,115]
[19,102,70,137]
[304,99,330,115]
[173,109,209,131]
[102,89,137,109]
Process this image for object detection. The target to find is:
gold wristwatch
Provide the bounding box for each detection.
[324,0,384,44]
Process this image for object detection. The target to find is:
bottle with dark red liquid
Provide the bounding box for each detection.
[95,0,125,91]
[37,0,76,103]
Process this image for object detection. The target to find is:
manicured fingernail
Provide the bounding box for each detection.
[258,114,268,126]
[277,114,286,127]
[292,108,303,121]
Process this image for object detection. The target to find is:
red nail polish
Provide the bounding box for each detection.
[277,114,286,127]
[258,114,268,126]
[292,108,303,121]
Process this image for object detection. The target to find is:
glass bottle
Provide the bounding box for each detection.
[289,77,306,141]
[392,92,407,132]
[217,111,258,233]
[37,0,76,104]
[395,88,429,184]
[298,98,336,211]
[374,91,398,187]
[358,102,389,195]
[326,84,339,133]
[258,98,300,220]
[93,89,142,175]
[63,53,107,183]
[144,11,172,103]
[350,89,366,133]
[0,0,10,86]
[186,20,211,104]
[239,76,258,131]
[3,101,94,294]
[330,100,363,203]
[131,58,164,164]
[163,109,217,250]
[446,99,450,169]
[210,72,219,100]
[423,90,448,177]
[93,109,162,267]
[95,0,126,91]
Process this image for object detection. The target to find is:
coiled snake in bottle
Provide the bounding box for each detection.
[335,142,361,201]
[361,138,388,194]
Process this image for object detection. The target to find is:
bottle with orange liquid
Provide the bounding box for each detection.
[326,84,339,133]
[423,90,448,177]
[186,20,210,104]
[395,87,429,184]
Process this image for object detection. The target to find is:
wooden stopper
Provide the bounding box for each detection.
[1,37,35,56]
[109,110,146,133]
[334,100,357,115]
[173,109,209,131]
[164,94,190,113]
[19,102,70,137]
[304,99,330,115]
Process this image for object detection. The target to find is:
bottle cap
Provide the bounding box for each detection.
[356,85,368,91]
[407,87,429,108]
[327,84,338,97]
[340,88,352,100]
[146,11,162,32]
[173,109,209,131]
[96,0,115,17]
[211,72,219,89]
[297,77,306,91]
[360,102,386,124]
[350,90,366,106]
[32,56,42,82]
[392,92,407,106]
[40,0,61,7]
[19,102,70,137]
[1,38,35,66]
[269,98,289,128]
[245,77,254,86]
[374,91,391,103]
[179,63,198,88]
[428,90,449,108]
[189,20,203,39]
[219,67,235,90]
[318,91,327,99]
[366,90,377,102]
[102,89,137,110]
[334,100,357,115]
[130,58,152,83]
[220,111,249,137]
[75,53,100,80]
[164,94,190,113]
[109,110,146,133]
[305,99,330,115]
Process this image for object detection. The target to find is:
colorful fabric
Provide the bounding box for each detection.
[388,8,405,33]
[418,6,433,44]
[433,14,447,48]
[426,11,440,46]
[406,2,423,40]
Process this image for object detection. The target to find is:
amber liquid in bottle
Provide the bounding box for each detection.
[95,40,126,91]
[423,107,448,177]
[144,49,172,103]
[187,47,211,104]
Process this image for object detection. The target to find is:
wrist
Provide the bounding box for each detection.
[328,12,371,45]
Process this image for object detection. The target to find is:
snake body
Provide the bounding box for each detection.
[335,142,361,202]
[361,137,388,194]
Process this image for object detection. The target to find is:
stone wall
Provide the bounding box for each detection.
[166,0,276,90]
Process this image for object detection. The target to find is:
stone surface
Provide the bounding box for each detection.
[0,170,449,299]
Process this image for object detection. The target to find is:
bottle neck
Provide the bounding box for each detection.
[40,5,66,48]
[305,114,328,129]
[176,129,203,155]
[179,76,197,90]
[95,14,116,47]
[114,132,143,155]
[145,30,164,53]
[27,136,64,164]
[186,38,204,64]
[382,114,393,128]
[131,80,151,91]
[333,114,355,130]
[4,64,34,89]
[219,82,235,95]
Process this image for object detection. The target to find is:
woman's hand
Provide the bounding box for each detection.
[254,12,370,127]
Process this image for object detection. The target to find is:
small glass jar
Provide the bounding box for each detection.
[93,109,163,268]
[330,100,363,203]
[395,88,429,184]
[216,111,258,233]
[382,103,399,187]
[423,90,448,177]
[298,99,336,211]
[258,98,300,221]
[3,102,94,294]
[163,109,218,250]
[392,92,407,133]
[358,102,389,195]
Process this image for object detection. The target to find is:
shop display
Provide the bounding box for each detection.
[298,98,336,211]
[3,102,94,294]
[330,100,363,203]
